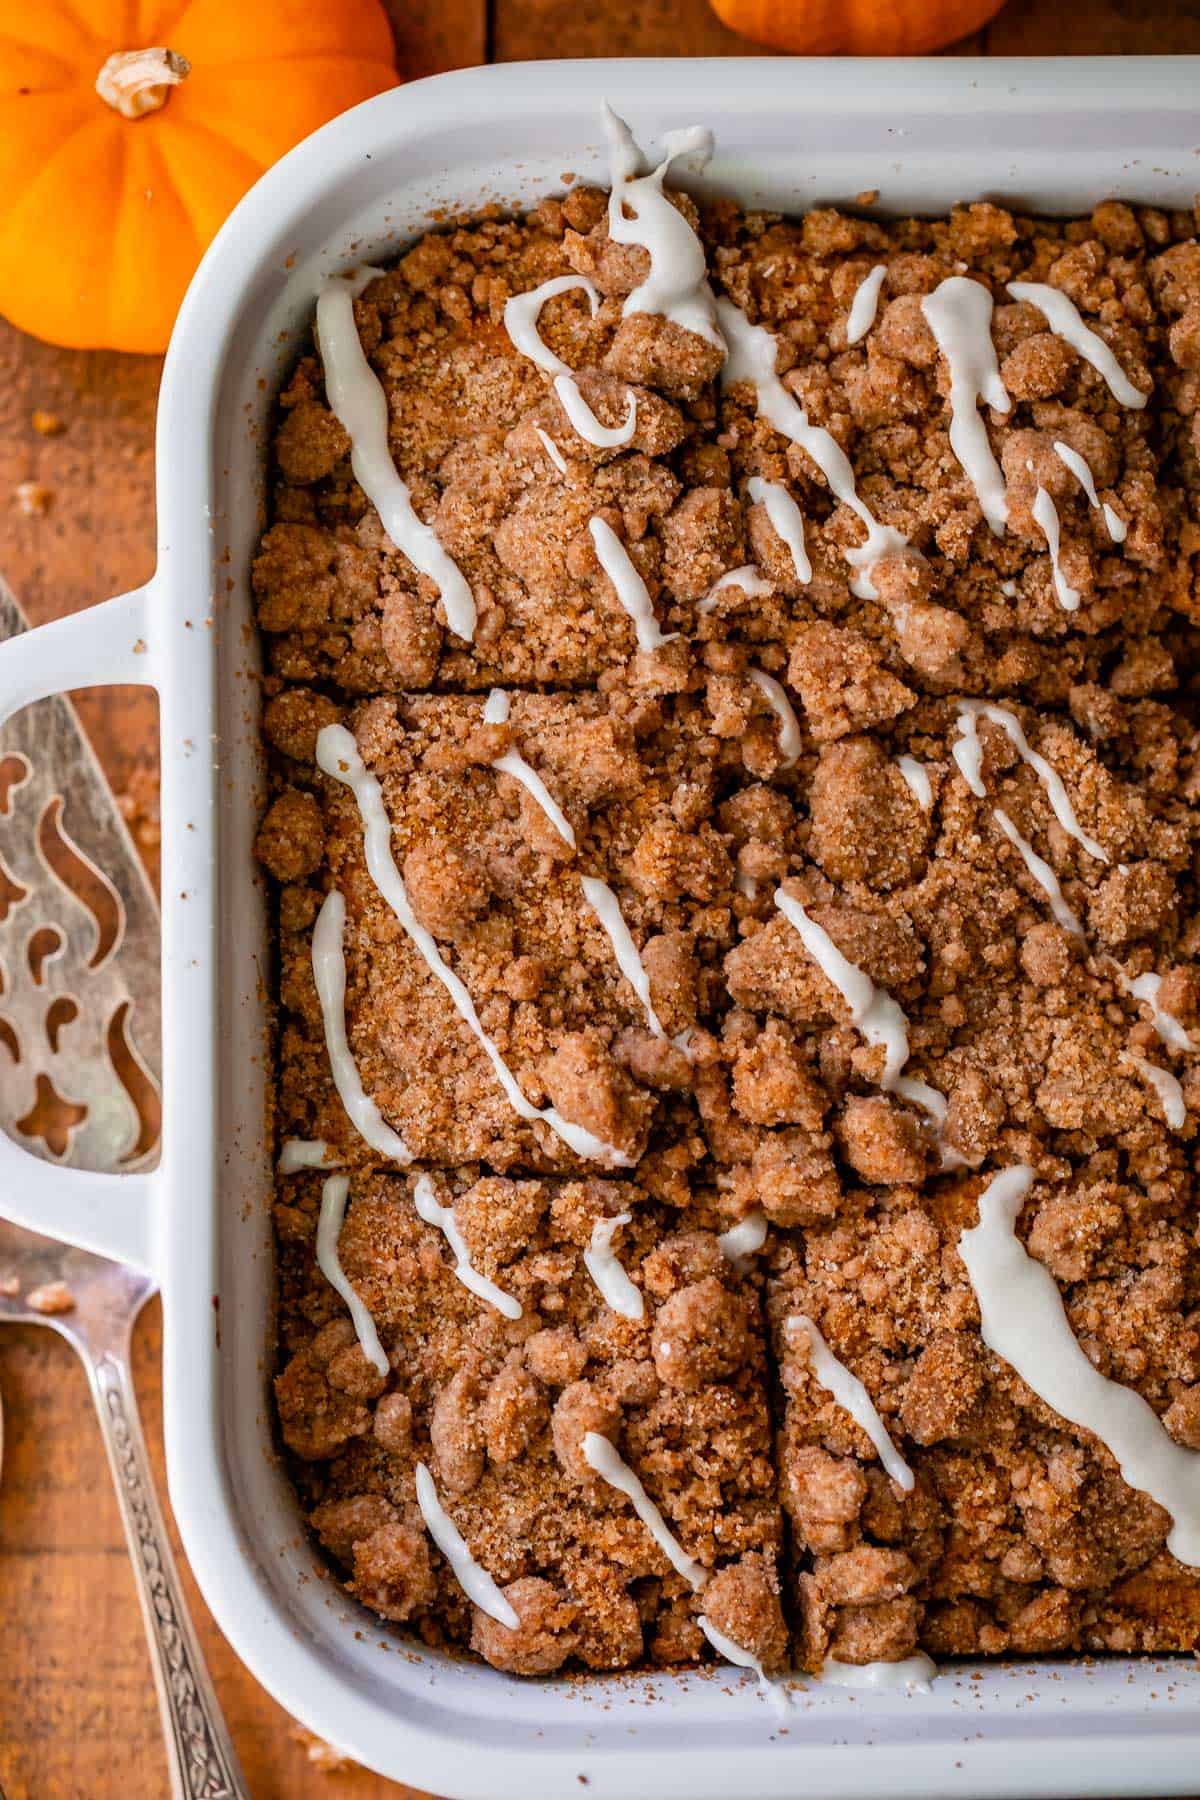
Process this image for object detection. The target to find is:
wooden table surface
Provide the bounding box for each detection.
[1,3,1197,1796]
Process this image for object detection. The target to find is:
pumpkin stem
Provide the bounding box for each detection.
[95,48,191,121]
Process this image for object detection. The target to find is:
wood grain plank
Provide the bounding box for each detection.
[388,0,487,79]
[986,0,1200,51]
[0,1325,167,1800]
[0,320,160,825]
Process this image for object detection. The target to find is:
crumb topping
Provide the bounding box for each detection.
[257,128,1200,1681]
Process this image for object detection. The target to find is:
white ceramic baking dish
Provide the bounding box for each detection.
[2,54,1199,1800]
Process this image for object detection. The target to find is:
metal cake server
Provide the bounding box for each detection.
[0,580,247,1800]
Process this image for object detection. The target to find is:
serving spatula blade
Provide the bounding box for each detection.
[0,578,161,1170]
[0,579,247,1799]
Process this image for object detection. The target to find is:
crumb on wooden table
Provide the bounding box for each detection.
[290,1726,357,1773]
[13,481,52,516]
[25,1280,75,1316]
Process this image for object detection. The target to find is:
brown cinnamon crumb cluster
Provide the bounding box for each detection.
[257,175,1200,1678]
[276,1172,782,1671]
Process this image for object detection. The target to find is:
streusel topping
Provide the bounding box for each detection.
[257,112,1200,1684]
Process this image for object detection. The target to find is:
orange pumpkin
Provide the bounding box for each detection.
[0,1,398,355]
[709,0,1007,55]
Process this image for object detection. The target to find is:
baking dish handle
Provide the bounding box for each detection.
[0,583,159,1275]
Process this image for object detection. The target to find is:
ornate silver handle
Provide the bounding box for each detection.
[86,1348,249,1800]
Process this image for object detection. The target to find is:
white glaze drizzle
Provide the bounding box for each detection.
[582,1211,645,1320]
[747,669,802,768]
[535,426,569,474]
[1117,969,1195,1052]
[718,1208,768,1266]
[311,890,414,1163]
[920,276,1011,534]
[896,755,933,810]
[481,689,576,848]
[1052,440,1127,543]
[316,725,631,1167]
[954,702,1108,862]
[783,899,942,1134]
[955,720,1194,1049]
[773,888,954,1155]
[959,1165,1200,1566]
[993,807,1085,938]
[1124,1055,1187,1130]
[698,563,775,616]
[414,1462,520,1627]
[315,275,475,641]
[1007,281,1149,408]
[316,1173,388,1375]
[699,1615,791,1711]
[951,714,983,792]
[581,875,666,1038]
[787,1314,914,1492]
[746,476,812,584]
[717,296,911,598]
[955,702,1093,937]
[553,373,638,447]
[774,890,910,1090]
[413,1173,522,1319]
[582,1431,707,1587]
[1102,500,1128,544]
[503,273,599,375]
[602,106,724,350]
[1030,476,1081,611]
[589,517,677,652]
[895,1073,953,1145]
[278,1137,341,1173]
[846,265,886,345]
[819,1653,936,1694]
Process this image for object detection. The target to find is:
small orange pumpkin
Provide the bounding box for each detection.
[0,1,398,355]
[709,0,1007,56]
